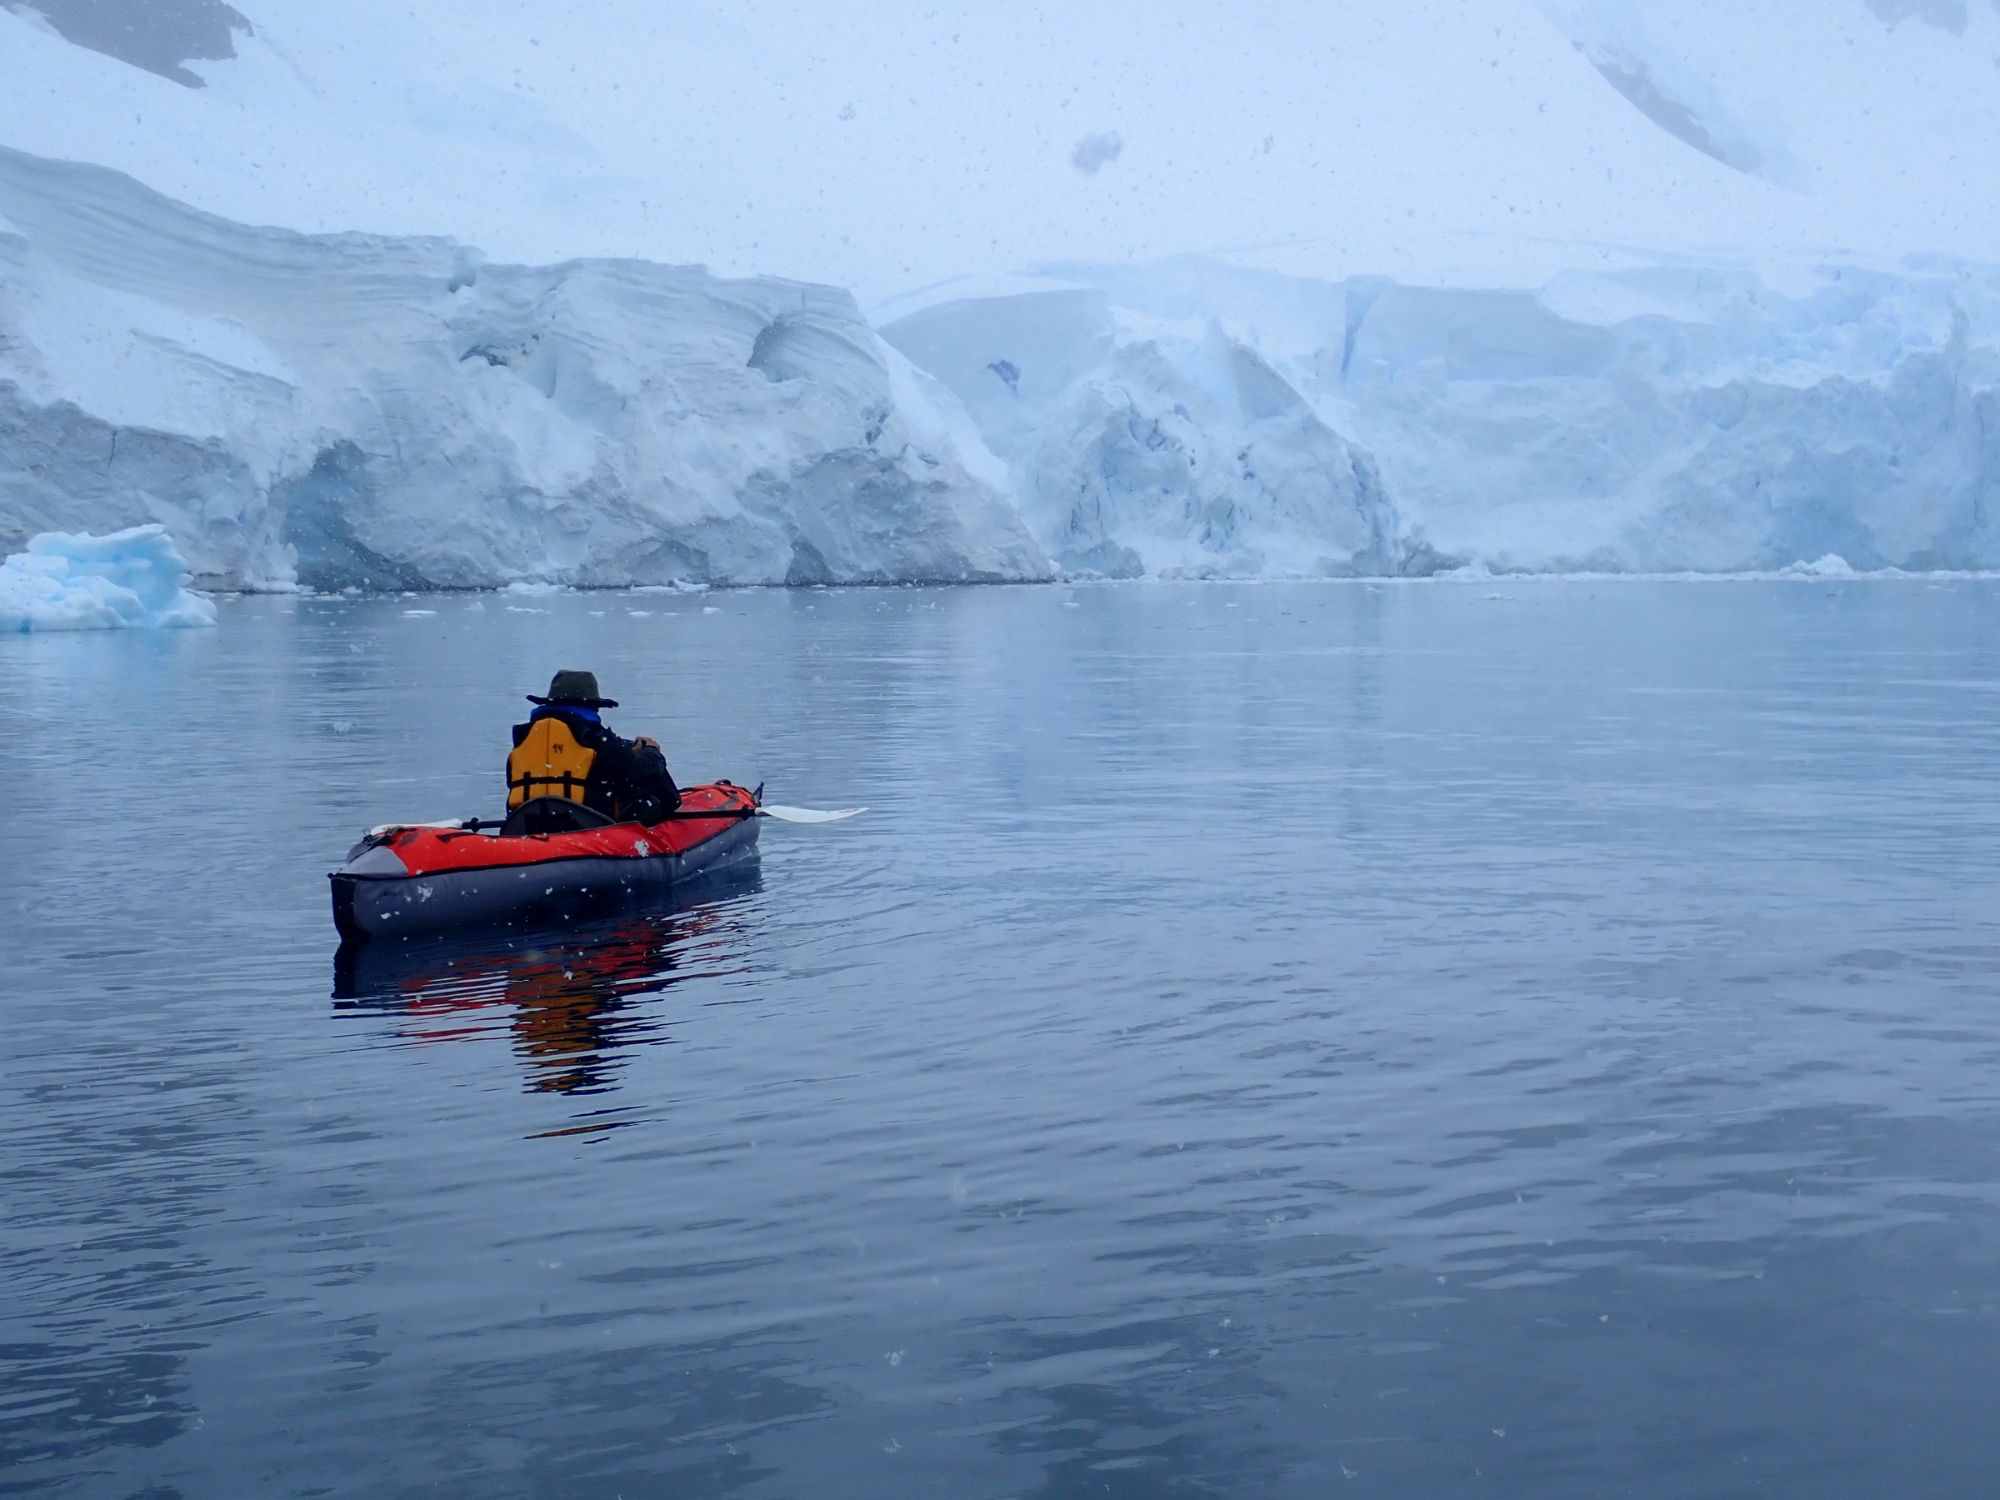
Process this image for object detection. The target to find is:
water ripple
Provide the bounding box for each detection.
[9,582,2000,1495]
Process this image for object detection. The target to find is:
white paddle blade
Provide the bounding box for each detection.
[758,803,868,825]
[366,819,468,838]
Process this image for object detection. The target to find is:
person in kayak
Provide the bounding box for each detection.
[507,670,681,825]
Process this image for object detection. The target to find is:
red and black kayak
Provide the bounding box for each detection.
[330,781,762,941]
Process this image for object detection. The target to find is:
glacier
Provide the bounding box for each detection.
[6,0,2000,583]
[9,131,2000,583]
[881,255,2000,575]
[883,290,1418,578]
[0,145,1050,590]
[0,523,216,631]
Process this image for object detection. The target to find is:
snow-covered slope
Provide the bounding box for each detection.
[884,257,2000,575]
[0,146,1049,589]
[7,0,1995,305]
[1533,0,2000,258]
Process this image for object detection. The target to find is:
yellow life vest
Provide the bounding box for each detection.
[506,718,599,809]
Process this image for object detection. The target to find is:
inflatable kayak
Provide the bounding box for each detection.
[330,781,762,941]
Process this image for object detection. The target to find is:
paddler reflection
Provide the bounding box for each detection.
[333,870,761,1100]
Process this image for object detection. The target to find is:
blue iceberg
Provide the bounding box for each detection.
[0,525,217,632]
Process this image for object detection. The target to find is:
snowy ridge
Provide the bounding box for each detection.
[0,145,1050,589]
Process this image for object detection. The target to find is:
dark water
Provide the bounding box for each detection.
[8,579,2000,1499]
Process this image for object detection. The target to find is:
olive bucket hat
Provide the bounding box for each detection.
[526,669,619,709]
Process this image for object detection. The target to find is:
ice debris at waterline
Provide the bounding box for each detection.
[0,525,216,631]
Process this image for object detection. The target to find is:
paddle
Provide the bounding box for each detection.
[639,803,866,824]
[755,803,867,824]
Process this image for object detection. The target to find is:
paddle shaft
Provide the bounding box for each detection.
[455,807,758,832]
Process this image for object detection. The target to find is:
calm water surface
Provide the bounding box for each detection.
[6,579,2000,1498]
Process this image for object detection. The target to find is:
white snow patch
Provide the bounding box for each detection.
[0,524,216,631]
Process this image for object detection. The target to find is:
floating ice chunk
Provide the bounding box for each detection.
[402,608,437,617]
[0,525,216,632]
[1782,553,1857,579]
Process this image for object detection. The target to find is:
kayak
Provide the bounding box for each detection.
[330,781,761,941]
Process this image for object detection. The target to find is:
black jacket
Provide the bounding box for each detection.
[514,707,681,821]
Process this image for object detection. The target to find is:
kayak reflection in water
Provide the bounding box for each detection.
[332,870,761,1106]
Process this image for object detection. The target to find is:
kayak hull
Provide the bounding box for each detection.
[330,783,760,941]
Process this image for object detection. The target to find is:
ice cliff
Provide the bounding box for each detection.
[881,257,2000,575]
[883,290,1415,577]
[10,131,2000,584]
[0,146,1050,590]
